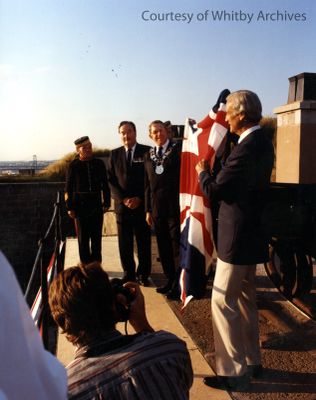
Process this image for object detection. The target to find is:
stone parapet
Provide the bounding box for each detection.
[0,182,67,290]
[0,182,117,289]
[273,101,316,184]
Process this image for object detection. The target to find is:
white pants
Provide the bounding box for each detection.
[211,258,261,377]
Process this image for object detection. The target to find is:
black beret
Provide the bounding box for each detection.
[74,136,90,145]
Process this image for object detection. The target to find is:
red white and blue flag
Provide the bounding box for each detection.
[179,99,229,307]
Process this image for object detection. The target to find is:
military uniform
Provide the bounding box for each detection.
[65,137,110,264]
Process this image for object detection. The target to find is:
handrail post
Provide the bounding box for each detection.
[25,191,64,351]
[40,255,49,349]
[55,191,64,274]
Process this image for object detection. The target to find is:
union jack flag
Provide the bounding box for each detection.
[179,91,230,307]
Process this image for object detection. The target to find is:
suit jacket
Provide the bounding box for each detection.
[108,143,150,214]
[199,129,274,264]
[144,141,181,219]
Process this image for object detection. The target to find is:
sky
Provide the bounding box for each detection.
[0,0,315,161]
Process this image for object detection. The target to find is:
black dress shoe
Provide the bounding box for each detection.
[137,276,150,287]
[121,275,136,283]
[156,280,173,294]
[166,288,181,300]
[247,364,263,378]
[203,375,250,391]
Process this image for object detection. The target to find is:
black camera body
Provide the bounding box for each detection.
[110,278,135,322]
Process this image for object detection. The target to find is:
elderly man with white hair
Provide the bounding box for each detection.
[196,90,274,391]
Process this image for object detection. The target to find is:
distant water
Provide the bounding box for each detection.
[0,160,55,175]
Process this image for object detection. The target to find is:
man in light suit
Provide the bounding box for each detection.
[144,120,182,297]
[196,90,274,390]
[108,121,151,285]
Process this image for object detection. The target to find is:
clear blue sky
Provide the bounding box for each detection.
[1,0,315,160]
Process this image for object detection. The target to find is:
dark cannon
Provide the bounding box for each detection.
[263,183,316,310]
[263,73,316,319]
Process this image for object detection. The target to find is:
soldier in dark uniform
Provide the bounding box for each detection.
[65,136,111,265]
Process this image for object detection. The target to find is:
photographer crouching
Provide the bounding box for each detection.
[48,263,193,399]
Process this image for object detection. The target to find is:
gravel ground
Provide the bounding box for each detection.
[150,237,316,400]
[162,269,316,400]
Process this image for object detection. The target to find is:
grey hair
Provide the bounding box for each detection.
[226,90,262,123]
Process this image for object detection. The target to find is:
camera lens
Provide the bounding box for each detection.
[110,278,134,322]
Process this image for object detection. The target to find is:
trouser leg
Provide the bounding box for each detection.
[134,215,152,278]
[76,217,91,264]
[90,211,103,262]
[154,217,179,280]
[168,215,180,268]
[238,266,261,366]
[116,213,136,279]
[211,258,259,377]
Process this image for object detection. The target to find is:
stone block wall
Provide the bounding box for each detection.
[0,182,116,292]
[0,183,71,291]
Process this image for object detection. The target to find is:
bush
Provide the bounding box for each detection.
[260,116,277,182]
[0,148,111,183]
[260,116,277,145]
[40,148,110,181]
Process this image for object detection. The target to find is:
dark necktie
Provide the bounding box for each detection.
[157,146,163,158]
[127,148,132,166]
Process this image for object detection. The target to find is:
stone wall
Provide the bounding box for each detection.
[0,182,117,291]
[0,183,72,291]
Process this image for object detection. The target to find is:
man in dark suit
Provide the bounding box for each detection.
[144,120,182,297]
[108,121,151,285]
[196,91,274,390]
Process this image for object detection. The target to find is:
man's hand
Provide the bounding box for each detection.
[146,212,153,227]
[128,197,142,209]
[123,197,141,209]
[123,282,154,333]
[195,159,209,176]
[67,210,76,219]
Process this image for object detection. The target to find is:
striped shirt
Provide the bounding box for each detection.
[67,329,193,400]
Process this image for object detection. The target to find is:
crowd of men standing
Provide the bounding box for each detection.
[65,119,182,299]
[63,90,274,395]
[0,90,275,399]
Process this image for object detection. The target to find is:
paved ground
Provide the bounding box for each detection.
[57,236,231,400]
[56,235,316,400]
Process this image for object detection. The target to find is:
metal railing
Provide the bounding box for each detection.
[24,191,64,350]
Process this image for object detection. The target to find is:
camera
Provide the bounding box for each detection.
[110,278,135,322]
